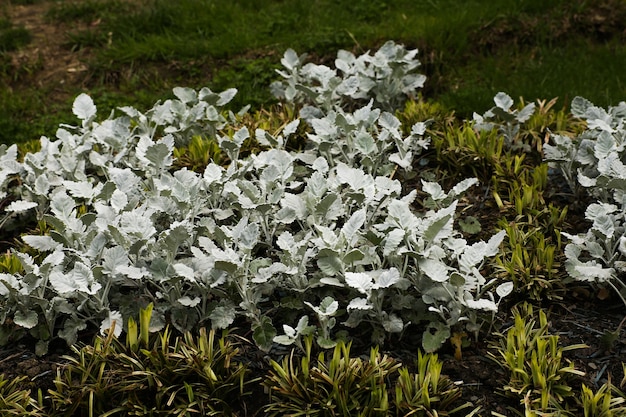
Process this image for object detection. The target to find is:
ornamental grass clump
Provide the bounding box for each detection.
[47,304,252,416]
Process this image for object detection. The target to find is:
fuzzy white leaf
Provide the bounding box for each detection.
[273,335,295,345]
[100,310,123,337]
[5,200,37,213]
[217,88,238,106]
[281,193,307,220]
[283,119,300,137]
[173,263,195,281]
[178,296,201,307]
[383,228,405,256]
[419,259,449,282]
[592,214,615,238]
[50,263,101,295]
[34,175,50,196]
[374,268,401,289]
[203,163,223,185]
[110,189,128,212]
[347,298,372,310]
[421,181,446,200]
[451,178,479,196]
[22,235,60,251]
[494,92,513,111]
[173,86,197,104]
[354,132,377,155]
[50,191,76,222]
[465,298,497,311]
[73,93,97,121]
[341,209,366,242]
[0,273,20,295]
[573,264,615,282]
[281,48,300,71]
[496,281,514,298]
[63,180,102,200]
[116,265,147,279]
[276,231,296,254]
[345,272,373,294]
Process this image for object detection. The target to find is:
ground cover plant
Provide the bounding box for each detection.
[0,1,625,416]
[0,37,624,415]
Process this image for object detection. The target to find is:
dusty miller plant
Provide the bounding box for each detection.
[270,40,426,115]
[544,97,626,303]
[0,43,509,355]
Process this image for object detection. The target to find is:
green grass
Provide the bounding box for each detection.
[1,0,625,144]
[0,23,31,52]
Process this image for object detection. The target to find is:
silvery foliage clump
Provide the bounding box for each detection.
[0,44,510,355]
[473,92,536,152]
[270,40,426,115]
[544,97,626,303]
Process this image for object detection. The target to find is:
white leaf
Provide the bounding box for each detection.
[451,178,479,197]
[496,281,514,298]
[592,214,615,238]
[217,88,238,106]
[345,272,373,294]
[494,92,513,111]
[233,127,250,146]
[354,132,376,155]
[73,93,97,121]
[574,264,614,282]
[281,49,301,70]
[276,231,296,254]
[22,235,60,251]
[281,193,307,220]
[341,209,366,242]
[50,191,76,222]
[50,263,101,295]
[42,250,64,267]
[389,152,413,169]
[283,119,300,137]
[273,335,295,346]
[103,246,129,274]
[383,228,405,256]
[63,180,102,200]
[173,87,197,104]
[100,310,123,337]
[173,263,195,281]
[5,200,37,213]
[347,298,372,310]
[421,181,446,200]
[116,265,146,279]
[110,189,128,212]
[34,175,50,196]
[374,268,400,289]
[283,324,298,339]
[178,296,201,307]
[465,298,497,312]
[419,259,449,282]
[203,163,223,184]
[0,273,20,295]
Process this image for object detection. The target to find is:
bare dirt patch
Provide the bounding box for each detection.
[5,0,92,97]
